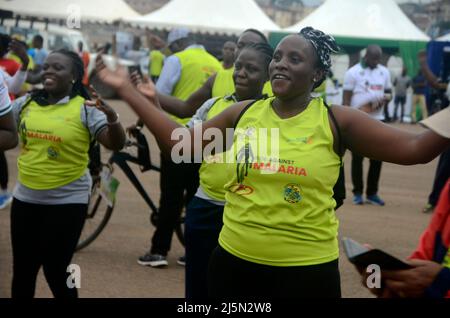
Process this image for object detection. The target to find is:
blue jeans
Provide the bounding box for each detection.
[185,196,224,299]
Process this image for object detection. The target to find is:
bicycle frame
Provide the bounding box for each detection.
[108,151,160,215]
[77,132,185,251]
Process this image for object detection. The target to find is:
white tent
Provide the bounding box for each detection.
[437,33,450,42]
[125,0,280,35]
[0,0,139,23]
[284,0,429,41]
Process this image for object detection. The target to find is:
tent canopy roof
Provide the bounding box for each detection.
[284,0,429,42]
[125,0,280,35]
[437,33,450,42]
[0,0,139,23]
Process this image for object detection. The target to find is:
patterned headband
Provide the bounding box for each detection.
[299,27,340,71]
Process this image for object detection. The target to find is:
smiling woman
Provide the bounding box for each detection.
[8,49,126,299]
[96,26,450,298]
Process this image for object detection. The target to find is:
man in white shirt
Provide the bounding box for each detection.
[343,45,392,206]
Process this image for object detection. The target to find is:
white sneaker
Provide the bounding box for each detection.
[137,253,168,267]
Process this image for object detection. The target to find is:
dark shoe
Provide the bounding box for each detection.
[177,255,186,266]
[353,194,364,205]
[366,195,385,206]
[137,253,168,267]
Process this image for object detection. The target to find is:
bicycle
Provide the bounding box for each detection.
[75,128,185,251]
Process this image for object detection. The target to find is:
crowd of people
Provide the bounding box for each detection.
[95,26,450,298]
[0,22,449,299]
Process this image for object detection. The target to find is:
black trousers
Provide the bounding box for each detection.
[0,151,8,190]
[10,198,87,299]
[207,245,341,298]
[351,151,383,196]
[383,102,391,122]
[150,155,199,256]
[428,149,450,206]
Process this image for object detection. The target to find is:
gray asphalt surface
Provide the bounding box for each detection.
[0,99,438,298]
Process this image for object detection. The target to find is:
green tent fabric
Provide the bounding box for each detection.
[399,41,428,77]
[268,32,427,77]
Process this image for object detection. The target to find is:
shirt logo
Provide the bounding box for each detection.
[47,146,60,160]
[283,183,303,204]
[228,183,254,196]
[286,136,313,144]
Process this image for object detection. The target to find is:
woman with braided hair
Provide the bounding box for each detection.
[96,27,450,298]
[182,43,273,299]
[9,49,126,298]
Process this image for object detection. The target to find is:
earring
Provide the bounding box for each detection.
[72,80,75,84]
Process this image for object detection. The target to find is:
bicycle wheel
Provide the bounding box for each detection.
[76,174,115,251]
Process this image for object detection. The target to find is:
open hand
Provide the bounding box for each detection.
[95,54,130,90]
[9,40,29,70]
[382,259,443,298]
[130,71,157,101]
[85,85,118,122]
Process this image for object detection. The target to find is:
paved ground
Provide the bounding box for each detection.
[0,99,438,298]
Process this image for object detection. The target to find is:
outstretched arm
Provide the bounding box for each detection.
[96,55,244,159]
[157,74,216,118]
[2,69,27,95]
[333,105,450,165]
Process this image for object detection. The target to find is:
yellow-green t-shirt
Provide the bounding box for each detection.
[171,47,222,125]
[219,96,340,266]
[18,95,90,190]
[198,96,236,201]
[212,67,235,98]
[149,50,164,77]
